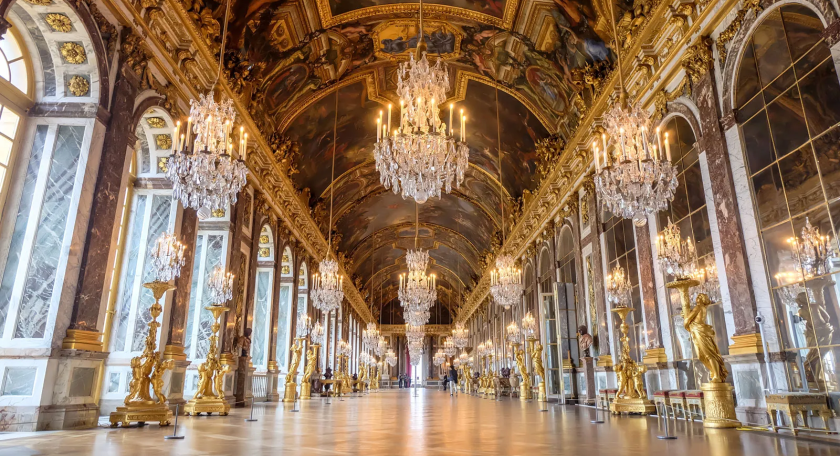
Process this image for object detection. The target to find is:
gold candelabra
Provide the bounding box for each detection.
[667,278,740,428]
[609,306,655,415]
[185,304,231,415]
[514,342,532,401]
[300,343,319,400]
[110,281,176,427]
[283,337,304,402]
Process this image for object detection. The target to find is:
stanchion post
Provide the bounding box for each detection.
[657,405,677,440]
[591,400,604,424]
[291,395,300,413]
[164,404,185,440]
[245,397,258,422]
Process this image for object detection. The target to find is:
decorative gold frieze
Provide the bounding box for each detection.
[60,42,86,64]
[67,75,89,96]
[259,234,270,244]
[23,0,51,5]
[155,134,172,150]
[45,13,71,32]
[146,117,166,128]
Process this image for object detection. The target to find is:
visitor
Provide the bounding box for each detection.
[448,365,458,396]
[443,371,448,391]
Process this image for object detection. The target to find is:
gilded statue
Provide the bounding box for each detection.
[683,293,728,382]
[302,346,318,384]
[215,364,230,399]
[286,338,303,385]
[151,355,174,404]
[632,364,646,398]
[615,360,631,398]
[531,342,546,382]
[515,347,531,392]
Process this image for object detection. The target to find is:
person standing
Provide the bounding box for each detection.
[448,365,459,396]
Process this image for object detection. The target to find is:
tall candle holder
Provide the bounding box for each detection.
[521,313,538,401]
[485,339,496,399]
[609,305,656,415]
[111,233,185,428]
[185,266,234,416]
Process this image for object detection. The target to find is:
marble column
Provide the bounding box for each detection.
[635,225,666,363]
[686,39,760,354]
[63,65,140,351]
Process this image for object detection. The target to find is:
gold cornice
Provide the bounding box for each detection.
[314,0,520,28]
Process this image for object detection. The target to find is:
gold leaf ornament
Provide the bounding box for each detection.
[60,42,86,64]
[45,13,72,32]
[67,75,89,96]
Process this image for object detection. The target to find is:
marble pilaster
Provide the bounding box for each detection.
[693,70,760,347]
[634,224,662,350]
[64,66,139,346]
[587,190,611,361]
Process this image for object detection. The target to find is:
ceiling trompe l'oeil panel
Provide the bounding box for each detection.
[222,0,618,323]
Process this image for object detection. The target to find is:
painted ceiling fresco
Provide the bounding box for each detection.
[220,0,619,323]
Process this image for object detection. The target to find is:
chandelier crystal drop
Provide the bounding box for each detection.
[605,264,632,307]
[338,340,351,357]
[310,321,325,344]
[656,218,697,280]
[505,321,521,343]
[296,313,312,338]
[406,324,425,346]
[311,258,344,313]
[166,94,248,215]
[490,254,522,309]
[452,322,468,348]
[149,232,186,283]
[594,103,678,226]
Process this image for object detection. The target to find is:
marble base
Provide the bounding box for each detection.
[109,403,173,427]
[610,397,656,415]
[701,382,741,428]
[581,357,597,405]
[184,397,230,416]
[38,403,100,430]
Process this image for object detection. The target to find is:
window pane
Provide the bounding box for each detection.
[743,110,775,172]
[0,126,47,333]
[183,235,204,354]
[779,144,823,216]
[761,221,798,288]
[671,173,690,221]
[794,42,830,79]
[814,126,840,201]
[195,235,225,360]
[767,86,809,157]
[112,194,148,352]
[0,107,20,140]
[800,59,840,137]
[684,162,705,213]
[15,125,84,338]
[781,5,824,61]
[752,12,793,86]
[752,164,789,227]
[737,43,761,108]
[763,67,796,103]
[251,271,271,368]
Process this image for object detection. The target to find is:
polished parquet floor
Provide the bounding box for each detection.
[1,389,838,455]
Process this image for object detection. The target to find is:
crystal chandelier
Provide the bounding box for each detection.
[312,258,344,313]
[311,320,325,344]
[296,313,312,338]
[166,1,247,217]
[372,0,468,204]
[338,340,351,358]
[691,259,720,303]
[522,312,537,339]
[406,324,425,345]
[606,264,631,307]
[362,322,380,350]
[376,336,388,356]
[477,342,486,358]
[443,336,456,357]
[207,265,234,305]
[433,349,445,366]
[453,358,461,368]
[490,254,522,309]
[386,349,398,367]
[656,218,696,280]
[149,232,185,283]
[452,322,468,348]
[459,352,468,365]
[789,217,837,278]
[398,244,436,324]
[593,1,677,227]
[505,321,521,343]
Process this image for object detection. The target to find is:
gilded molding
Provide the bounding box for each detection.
[314,0,520,29]
[716,0,762,65]
[681,36,715,85]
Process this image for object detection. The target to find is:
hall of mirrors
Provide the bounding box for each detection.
[1,0,840,451]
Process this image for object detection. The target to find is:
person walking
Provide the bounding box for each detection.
[448,365,459,396]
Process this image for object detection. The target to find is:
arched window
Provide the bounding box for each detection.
[184,229,230,361]
[602,212,643,361]
[275,247,294,371]
[251,225,275,370]
[657,115,728,388]
[736,4,840,394]
[110,110,177,354]
[556,226,578,396]
[537,246,561,395]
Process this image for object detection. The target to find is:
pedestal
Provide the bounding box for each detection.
[184,397,231,416]
[581,357,596,405]
[282,382,298,402]
[300,381,312,400]
[701,382,740,428]
[110,403,173,427]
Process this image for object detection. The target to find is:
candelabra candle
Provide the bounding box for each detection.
[149,232,186,283]
[606,264,631,307]
[506,322,521,343]
[491,254,523,309]
[207,266,234,305]
[522,312,537,339]
[338,340,351,357]
[656,218,697,280]
[296,314,312,338]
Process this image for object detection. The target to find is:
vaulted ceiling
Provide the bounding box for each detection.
[222,0,617,323]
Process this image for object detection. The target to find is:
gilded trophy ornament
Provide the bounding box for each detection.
[67,75,89,96]
[45,13,72,32]
[60,42,87,64]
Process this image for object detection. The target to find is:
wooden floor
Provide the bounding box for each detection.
[1,389,838,455]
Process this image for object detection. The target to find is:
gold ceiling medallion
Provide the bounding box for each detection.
[66,75,89,96]
[146,116,167,128]
[314,0,520,29]
[60,42,86,64]
[155,134,172,150]
[370,19,461,61]
[45,13,72,32]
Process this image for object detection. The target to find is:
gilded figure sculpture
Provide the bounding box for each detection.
[531,342,546,381]
[286,338,303,385]
[683,293,728,382]
[185,305,231,415]
[302,346,318,383]
[515,347,531,399]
